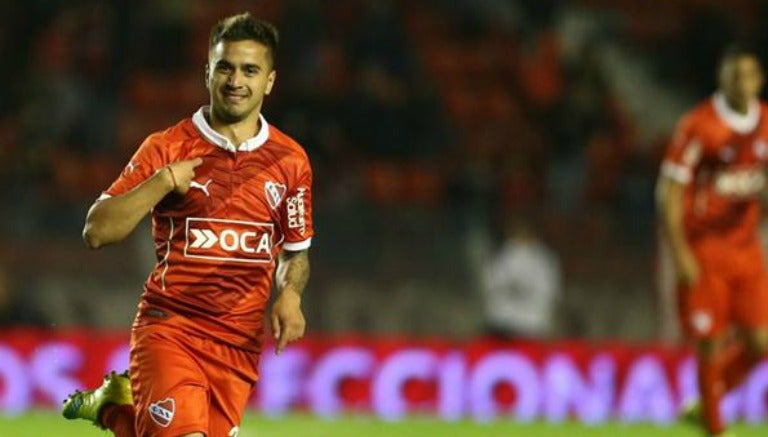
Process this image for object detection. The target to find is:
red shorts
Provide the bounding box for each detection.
[129,322,259,437]
[678,243,768,339]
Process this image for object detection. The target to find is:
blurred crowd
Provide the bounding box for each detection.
[2,0,767,340]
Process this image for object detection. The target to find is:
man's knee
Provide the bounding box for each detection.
[746,329,768,356]
[696,336,726,360]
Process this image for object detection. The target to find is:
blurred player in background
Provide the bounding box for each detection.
[657,46,768,437]
[62,13,313,437]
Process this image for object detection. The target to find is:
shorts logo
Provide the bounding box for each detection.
[691,310,713,335]
[229,426,240,437]
[286,187,308,235]
[148,398,175,427]
[265,181,287,209]
[184,218,274,264]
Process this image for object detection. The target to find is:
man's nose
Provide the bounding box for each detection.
[227,69,244,87]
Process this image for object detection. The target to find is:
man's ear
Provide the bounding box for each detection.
[265,70,277,95]
[204,64,210,89]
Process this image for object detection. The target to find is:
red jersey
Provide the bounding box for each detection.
[102,107,314,352]
[661,93,768,249]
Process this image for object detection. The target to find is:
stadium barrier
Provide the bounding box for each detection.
[1,329,768,423]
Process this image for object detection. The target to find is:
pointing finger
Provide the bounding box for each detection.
[271,313,280,341]
[277,325,290,355]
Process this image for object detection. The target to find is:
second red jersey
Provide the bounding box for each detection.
[661,93,768,250]
[101,107,314,352]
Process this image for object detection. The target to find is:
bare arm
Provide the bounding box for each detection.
[83,158,203,249]
[83,170,173,249]
[271,249,310,354]
[656,175,699,285]
[276,249,310,297]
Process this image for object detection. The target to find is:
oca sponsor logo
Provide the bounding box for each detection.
[184,218,274,264]
[714,167,766,198]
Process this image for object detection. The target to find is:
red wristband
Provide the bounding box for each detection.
[166,166,178,190]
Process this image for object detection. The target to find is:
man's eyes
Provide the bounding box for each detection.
[215,64,259,75]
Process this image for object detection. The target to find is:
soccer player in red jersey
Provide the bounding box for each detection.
[658,46,768,436]
[62,13,312,437]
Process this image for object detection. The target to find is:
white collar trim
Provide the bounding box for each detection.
[192,106,270,152]
[712,92,760,134]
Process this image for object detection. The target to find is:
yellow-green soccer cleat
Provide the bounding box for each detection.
[62,370,133,429]
[680,399,701,425]
[680,401,737,437]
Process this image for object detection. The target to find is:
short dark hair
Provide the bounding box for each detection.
[209,12,279,68]
[718,44,761,72]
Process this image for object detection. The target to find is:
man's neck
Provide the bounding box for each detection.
[208,107,261,146]
[724,93,750,116]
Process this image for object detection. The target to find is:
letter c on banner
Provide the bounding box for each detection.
[307,347,375,417]
[372,349,438,421]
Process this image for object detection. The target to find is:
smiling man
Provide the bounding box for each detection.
[62,13,313,437]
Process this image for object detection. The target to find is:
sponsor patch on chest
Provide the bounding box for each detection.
[264,181,287,209]
[713,167,766,198]
[184,218,274,263]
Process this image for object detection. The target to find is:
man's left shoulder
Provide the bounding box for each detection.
[267,124,310,161]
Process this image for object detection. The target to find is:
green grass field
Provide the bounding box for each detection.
[1,411,768,437]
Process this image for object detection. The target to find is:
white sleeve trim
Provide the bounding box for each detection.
[283,238,312,251]
[96,193,112,201]
[660,161,692,184]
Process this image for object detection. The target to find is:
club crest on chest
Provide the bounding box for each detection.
[264,181,287,210]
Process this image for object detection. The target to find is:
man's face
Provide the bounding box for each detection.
[206,40,276,123]
[720,55,764,105]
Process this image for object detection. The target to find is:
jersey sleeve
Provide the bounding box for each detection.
[280,155,314,251]
[660,114,703,185]
[99,133,168,200]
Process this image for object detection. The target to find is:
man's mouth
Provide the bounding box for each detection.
[222,90,248,103]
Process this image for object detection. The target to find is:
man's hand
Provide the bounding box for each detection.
[164,158,203,195]
[675,249,700,286]
[270,290,306,354]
